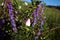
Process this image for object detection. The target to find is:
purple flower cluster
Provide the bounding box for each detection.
[34,30,41,40]
[32,3,44,28]
[7,0,17,33]
[39,4,44,28]
[32,3,44,40]
[0,18,5,26]
[32,6,39,27]
[34,36,38,40]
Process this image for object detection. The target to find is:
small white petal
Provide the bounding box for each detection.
[26,18,30,26]
[1,2,4,6]
[15,11,18,14]
[44,16,46,19]
[19,6,21,9]
[25,2,28,6]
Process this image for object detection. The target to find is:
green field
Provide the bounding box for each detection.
[44,6,60,27]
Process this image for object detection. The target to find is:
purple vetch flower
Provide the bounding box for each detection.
[32,3,45,28]
[32,3,45,40]
[12,27,17,33]
[0,29,5,40]
[32,9,37,27]
[40,16,46,28]
[34,30,41,40]
[31,2,44,28]
[32,4,41,27]
[34,36,38,40]
[41,4,44,14]
[33,9,37,18]
[40,16,45,28]
[35,8,38,16]
[37,3,41,19]
[40,20,44,28]
[38,3,44,19]
[31,2,45,40]
[32,3,44,27]
[34,29,41,40]
[41,4,44,10]
[32,18,37,27]
[40,17,45,28]
[7,0,17,33]
[0,19,5,26]
[37,30,41,36]
[39,4,44,28]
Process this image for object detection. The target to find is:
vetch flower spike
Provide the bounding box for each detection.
[37,30,41,36]
[34,36,38,40]
[7,0,17,33]
[32,3,42,27]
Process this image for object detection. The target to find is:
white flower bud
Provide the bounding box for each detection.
[19,6,21,9]
[1,2,4,6]
[26,18,30,26]
[25,2,28,6]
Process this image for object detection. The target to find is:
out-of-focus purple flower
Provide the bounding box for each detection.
[39,4,44,28]
[34,36,38,40]
[32,3,44,27]
[0,29,5,40]
[12,27,17,33]
[34,30,41,40]
[7,0,17,33]
[33,9,37,18]
[40,20,44,28]
[41,4,44,14]
[40,16,46,28]
[37,30,41,36]
[32,9,37,27]
[32,3,45,40]
[37,3,41,19]
[0,19,5,26]
[32,4,40,27]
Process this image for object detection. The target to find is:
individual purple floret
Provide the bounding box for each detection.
[32,4,40,27]
[37,30,41,36]
[32,2,45,40]
[0,18,5,26]
[40,20,44,28]
[34,36,38,40]
[34,30,41,40]
[32,9,37,27]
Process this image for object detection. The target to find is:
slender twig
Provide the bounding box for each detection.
[41,26,60,35]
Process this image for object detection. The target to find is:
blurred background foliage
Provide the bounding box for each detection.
[0,0,60,40]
